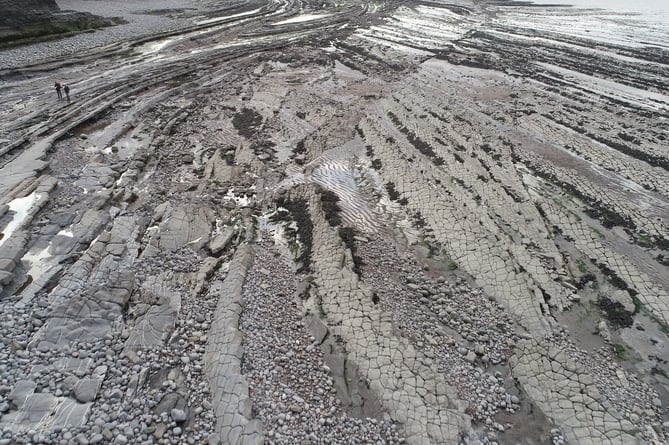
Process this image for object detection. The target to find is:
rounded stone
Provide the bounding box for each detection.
[74,379,99,403]
[171,408,187,423]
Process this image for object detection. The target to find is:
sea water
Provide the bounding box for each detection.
[531,0,669,21]
[519,0,669,48]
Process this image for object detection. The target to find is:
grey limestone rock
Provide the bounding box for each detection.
[74,378,100,403]
[305,314,329,345]
[170,408,187,422]
[157,205,215,252]
[0,270,15,286]
[124,273,179,350]
[0,258,16,272]
[209,228,235,255]
[8,380,37,408]
[208,433,221,445]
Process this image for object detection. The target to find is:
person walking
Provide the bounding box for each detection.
[54,81,62,99]
[63,84,70,102]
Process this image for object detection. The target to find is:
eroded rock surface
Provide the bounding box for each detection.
[0,0,668,444]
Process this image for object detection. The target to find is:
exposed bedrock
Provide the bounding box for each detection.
[0,0,59,26]
[302,184,472,443]
[0,0,115,48]
[0,0,667,444]
[510,340,640,445]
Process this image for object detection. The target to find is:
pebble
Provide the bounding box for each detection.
[171,408,187,422]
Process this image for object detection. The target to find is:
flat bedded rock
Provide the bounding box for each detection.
[0,2,667,444]
[51,398,91,430]
[33,217,137,347]
[16,393,55,423]
[124,274,180,350]
[39,318,113,346]
[51,291,124,320]
[158,205,215,252]
[510,340,641,445]
[8,381,37,408]
[304,190,471,443]
[209,228,235,255]
[0,232,27,264]
[124,302,178,349]
[0,392,90,434]
[0,259,16,272]
[305,314,329,345]
[53,357,93,374]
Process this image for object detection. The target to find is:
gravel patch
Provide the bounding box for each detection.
[354,235,525,439]
[240,237,402,444]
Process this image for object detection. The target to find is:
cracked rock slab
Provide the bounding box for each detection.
[510,340,641,445]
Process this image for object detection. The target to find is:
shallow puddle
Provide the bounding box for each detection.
[274,14,330,25]
[0,192,41,248]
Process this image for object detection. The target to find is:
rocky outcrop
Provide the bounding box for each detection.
[0,0,115,48]
[510,340,641,445]
[0,0,58,25]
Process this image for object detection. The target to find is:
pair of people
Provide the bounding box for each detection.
[54,82,71,102]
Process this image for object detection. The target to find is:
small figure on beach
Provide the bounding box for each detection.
[64,84,70,102]
[54,81,62,99]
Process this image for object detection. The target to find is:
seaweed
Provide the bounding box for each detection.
[320,189,342,227]
[597,296,633,329]
[232,108,263,139]
[277,197,313,274]
[339,227,364,275]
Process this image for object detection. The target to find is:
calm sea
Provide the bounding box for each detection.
[531,0,669,14]
[531,0,669,34]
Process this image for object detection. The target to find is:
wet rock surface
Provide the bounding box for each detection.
[0,0,668,444]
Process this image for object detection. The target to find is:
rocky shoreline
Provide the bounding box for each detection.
[0,0,215,71]
[0,0,668,444]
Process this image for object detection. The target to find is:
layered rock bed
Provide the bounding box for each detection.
[0,0,668,444]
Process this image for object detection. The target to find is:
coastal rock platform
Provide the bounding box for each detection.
[0,0,668,443]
